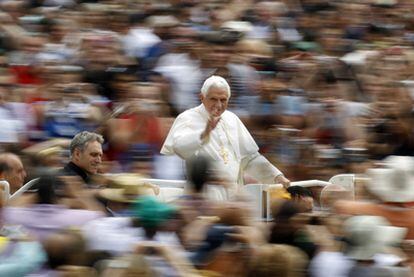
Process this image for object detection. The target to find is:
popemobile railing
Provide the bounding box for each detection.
[0,180,10,203]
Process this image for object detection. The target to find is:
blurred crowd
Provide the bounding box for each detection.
[1,0,414,276]
[0,0,413,181]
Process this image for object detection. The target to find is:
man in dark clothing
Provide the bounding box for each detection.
[61,131,104,186]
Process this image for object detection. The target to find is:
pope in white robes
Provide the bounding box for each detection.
[161,75,290,194]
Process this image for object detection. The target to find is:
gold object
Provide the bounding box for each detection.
[219,145,229,164]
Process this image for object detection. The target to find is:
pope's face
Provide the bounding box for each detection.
[200,87,229,117]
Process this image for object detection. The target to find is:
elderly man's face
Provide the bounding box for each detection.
[73,141,103,174]
[4,155,26,193]
[200,86,229,117]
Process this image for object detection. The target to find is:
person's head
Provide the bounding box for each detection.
[365,155,414,203]
[0,153,26,194]
[36,174,58,205]
[287,186,314,212]
[271,200,301,223]
[343,215,407,261]
[0,87,6,105]
[69,131,104,174]
[248,244,308,277]
[132,196,177,239]
[200,75,231,117]
[43,229,87,269]
[187,155,212,193]
[217,204,248,226]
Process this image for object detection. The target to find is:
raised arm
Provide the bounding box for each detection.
[161,114,204,160]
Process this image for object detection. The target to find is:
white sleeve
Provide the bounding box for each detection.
[160,115,204,160]
[242,152,283,184]
[82,217,144,255]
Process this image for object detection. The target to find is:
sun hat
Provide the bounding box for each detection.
[343,215,407,261]
[37,146,63,159]
[99,185,156,204]
[99,174,158,203]
[365,156,414,203]
[105,174,146,186]
[221,21,253,35]
[147,15,179,28]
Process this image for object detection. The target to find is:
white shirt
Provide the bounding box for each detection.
[82,217,182,256]
[310,251,412,277]
[310,251,354,277]
[0,105,24,143]
[155,53,203,112]
[123,27,161,58]
[161,104,282,190]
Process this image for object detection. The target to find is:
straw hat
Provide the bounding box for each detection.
[99,185,156,204]
[99,174,158,203]
[105,174,148,188]
[38,146,63,159]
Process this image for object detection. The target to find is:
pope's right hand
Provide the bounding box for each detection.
[201,116,220,141]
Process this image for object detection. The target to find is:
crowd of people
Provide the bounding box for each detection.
[0,0,414,180]
[1,0,414,276]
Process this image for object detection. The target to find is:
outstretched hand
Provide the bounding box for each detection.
[274,175,290,188]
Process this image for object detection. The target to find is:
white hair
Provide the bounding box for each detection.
[200,75,231,98]
[70,131,104,157]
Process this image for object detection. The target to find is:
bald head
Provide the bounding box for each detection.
[0,153,26,194]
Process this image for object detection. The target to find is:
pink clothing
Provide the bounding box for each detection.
[2,204,105,240]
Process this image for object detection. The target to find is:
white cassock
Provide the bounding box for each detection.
[161,104,283,197]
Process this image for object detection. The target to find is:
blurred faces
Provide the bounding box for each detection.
[200,86,229,117]
[0,154,27,193]
[208,45,232,69]
[72,140,103,174]
[295,196,314,213]
[0,89,6,105]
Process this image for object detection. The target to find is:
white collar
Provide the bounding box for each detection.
[196,104,210,119]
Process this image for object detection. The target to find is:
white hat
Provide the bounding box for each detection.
[221,21,253,34]
[366,156,414,203]
[344,216,407,261]
[147,16,179,28]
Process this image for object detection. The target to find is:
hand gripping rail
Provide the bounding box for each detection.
[244,179,332,221]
